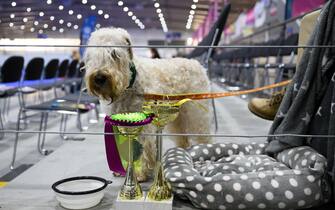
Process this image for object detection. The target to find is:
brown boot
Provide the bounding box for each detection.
[248,90,285,121]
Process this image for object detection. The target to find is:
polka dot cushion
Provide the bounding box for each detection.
[163,143,331,210]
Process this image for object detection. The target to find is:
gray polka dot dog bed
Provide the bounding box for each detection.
[163,143,331,210]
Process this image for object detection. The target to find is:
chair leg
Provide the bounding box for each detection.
[10,108,23,170]
[59,114,69,140]
[53,87,58,98]
[37,112,50,155]
[37,112,45,154]
[61,114,85,141]
[0,111,5,140]
[2,97,8,123]
[76,113,83,131]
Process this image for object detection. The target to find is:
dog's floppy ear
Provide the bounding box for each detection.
[116,28,133,60]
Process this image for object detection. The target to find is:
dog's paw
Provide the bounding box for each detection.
[176,139,191,149]
[136,174,148,182]
[113,172,123,177]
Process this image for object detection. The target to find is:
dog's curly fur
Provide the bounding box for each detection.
[84,27,211,180]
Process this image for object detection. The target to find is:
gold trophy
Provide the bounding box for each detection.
[143,100,188,201]
[107,112,154,200]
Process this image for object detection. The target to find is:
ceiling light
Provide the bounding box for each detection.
[82,0,87,4]
[118,1,124,6]
[47,0,52,5]
[50,16,55,21]
[58,5,64,10]
[43,24,48,29]
[190,10,195,15]
[104,14,109,19]
[67,22,72,27]
[38,29,43,34]
[30,27,35,32]
[132,16,136,20]
[34,21,39,25]
[98,10,103,15]
[128,11,133,16]
[193,0,198,2]
[59,28,64,33]
[191,4,197,9]
[96,23,101,28]
[10,14,15,18]
[59,19,64,24]
[23,17,28,22]
[9,22,14,27]
[135,19,140,24]
[91,5,96,10]
[77,14,82,19]
[154,3,160,8]
[68,10,74,15]
[11,2,17,7]
[52,26,57,31]
[156,8,161,13]
[26,7,31,12]
[123,7,128,12]
[39,12,44,17]
[73,24,79,29]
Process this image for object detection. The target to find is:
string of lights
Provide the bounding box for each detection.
[186,0,198,30]
[117,1,145,30]
[7,1,81,34]
[153,0,168,32]
[4,0,147,35]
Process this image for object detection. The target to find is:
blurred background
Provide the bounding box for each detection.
[0,0,328,206]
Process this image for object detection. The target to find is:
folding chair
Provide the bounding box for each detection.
[0,56,24,139]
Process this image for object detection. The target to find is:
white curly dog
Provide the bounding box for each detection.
[84,27,211,180]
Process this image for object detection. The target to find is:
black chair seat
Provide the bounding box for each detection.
[0,87,18,97]
[59,93,99,104]
[64,78,82,85]
[25,99,94,113]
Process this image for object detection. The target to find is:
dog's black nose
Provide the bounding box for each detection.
[94,74,107,86]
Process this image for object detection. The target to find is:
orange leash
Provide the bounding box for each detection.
[143,80,292,101]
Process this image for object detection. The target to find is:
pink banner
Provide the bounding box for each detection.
[192,0,220,43]
[292,0,325,17]
[246,8,255,25]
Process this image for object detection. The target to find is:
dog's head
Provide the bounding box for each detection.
[84,27,133,102]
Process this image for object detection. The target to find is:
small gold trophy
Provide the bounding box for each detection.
[143,100,188,201]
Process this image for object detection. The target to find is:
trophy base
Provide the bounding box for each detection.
[115,193,145,210]
[119,184,143,200]
[144,195,173,210]
[147,162,172,201]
